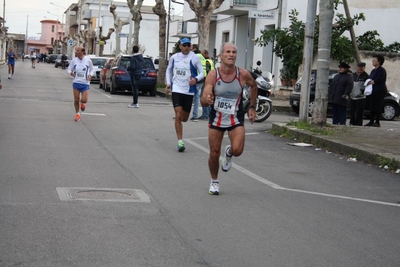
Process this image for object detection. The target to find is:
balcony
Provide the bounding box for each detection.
[214,0,257,16]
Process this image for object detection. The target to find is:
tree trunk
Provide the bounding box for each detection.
[185,0,225,50]
[99,26,115,56]
[312,0,334,127]
[152,0,167,87]
[127,0,144,47]
[110,4,130,55]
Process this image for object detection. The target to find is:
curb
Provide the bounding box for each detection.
[271,123,400,170]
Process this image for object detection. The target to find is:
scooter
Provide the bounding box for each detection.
[243,71,273,122]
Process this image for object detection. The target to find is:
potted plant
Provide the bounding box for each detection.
[279,67,289,86]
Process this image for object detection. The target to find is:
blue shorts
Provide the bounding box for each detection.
[73,83,90,93]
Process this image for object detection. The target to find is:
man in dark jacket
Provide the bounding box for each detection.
[127,45,144,108]
[349,62,369,125]
[328,62,353,125]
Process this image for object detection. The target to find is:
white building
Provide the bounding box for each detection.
[180,0,400,92]
[63,0,171,59]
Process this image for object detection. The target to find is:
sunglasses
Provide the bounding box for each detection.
[182,44,191,47]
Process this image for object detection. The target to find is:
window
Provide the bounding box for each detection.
[52,25,55,32]
[222,32,230,43]
[51,37,54,45]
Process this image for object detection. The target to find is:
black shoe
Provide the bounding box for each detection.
[190,117,198,122]
[364,122,374,126]
[371,122,380,127]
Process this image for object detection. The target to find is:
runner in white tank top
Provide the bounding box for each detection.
[200,42,258,195]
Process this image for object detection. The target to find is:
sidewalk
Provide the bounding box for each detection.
[156,88,400,172]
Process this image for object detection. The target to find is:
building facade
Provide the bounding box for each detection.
[180,0,400,94]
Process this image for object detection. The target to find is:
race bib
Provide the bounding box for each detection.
[214,97,236,114]
[77,71,85,78]
[174,67,190,78]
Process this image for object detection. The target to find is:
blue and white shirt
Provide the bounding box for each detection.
[68,56,94,85]
[166,51,204,95]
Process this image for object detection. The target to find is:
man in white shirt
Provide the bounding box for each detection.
[165,37,204,152]
[67,46,94,122]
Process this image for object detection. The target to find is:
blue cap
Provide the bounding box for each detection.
[180,38,191,44]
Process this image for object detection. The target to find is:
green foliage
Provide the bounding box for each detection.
[357,30,386,51]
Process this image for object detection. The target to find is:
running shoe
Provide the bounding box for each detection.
[209,181,220,195]
[127,103,139,108]
[190,117,198,122]
[221,145,232,172]
[177,140,185,152]
[80,103,86,112]
[74,113,81,122]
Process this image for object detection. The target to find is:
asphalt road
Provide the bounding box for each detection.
[1,60,400,267]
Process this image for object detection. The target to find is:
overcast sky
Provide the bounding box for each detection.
[4,0,177,37]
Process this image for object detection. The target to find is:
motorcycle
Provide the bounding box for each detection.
[243,71,274,122]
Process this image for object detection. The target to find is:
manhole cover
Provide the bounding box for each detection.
[56,187,151,202]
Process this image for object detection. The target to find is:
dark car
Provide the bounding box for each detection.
[47,54,58,64]
[99,58,114,89]
[289,70,400,120]
[104,54,157,96]
[55,54,71,68]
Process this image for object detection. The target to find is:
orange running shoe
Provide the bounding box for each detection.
[81,103,86,112]
[74,113,81,122]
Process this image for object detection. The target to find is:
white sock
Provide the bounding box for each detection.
[226,146,232,157]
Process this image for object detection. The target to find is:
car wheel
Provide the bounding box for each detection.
[105,81,110,92]
[382,102,397,121]
[291,106,299,114]
[55,64,58,68]
[110,81,117,94]
[149,87,157,97]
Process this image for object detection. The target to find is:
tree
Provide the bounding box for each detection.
[152,0,167,86]
[127,0,144,48]
[110,4,130,55]
[312,0,334,127]
[185,0,225,50]
[98,26,115,56]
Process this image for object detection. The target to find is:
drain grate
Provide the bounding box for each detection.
[56,187,151,202]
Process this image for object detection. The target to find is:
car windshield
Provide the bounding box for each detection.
[91,58,107,66]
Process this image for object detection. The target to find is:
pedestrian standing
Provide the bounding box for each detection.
[67,46,94,122]
[127,45,144,108]
[199,49,215,120]
[190,44,206,122]
[349,62,369,125]
[7,47,17,79]
[200,42,257,195]
[165,37,204,152]
[328,62,353,125]
[364,55,388,127]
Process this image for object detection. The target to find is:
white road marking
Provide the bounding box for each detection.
[92,88,113,98]
[185,138,400,208]
[82,112,106,116]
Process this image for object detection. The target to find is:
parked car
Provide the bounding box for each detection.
[55,54,71,68]
[47,54,58,64]
[88,56,110,83]
[289,69,400,120]
[99,58,114,89]
[104,54,158,96]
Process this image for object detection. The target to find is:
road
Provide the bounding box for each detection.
[1,60,400,267]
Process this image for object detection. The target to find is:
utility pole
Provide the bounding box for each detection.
[299,0,318,122]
